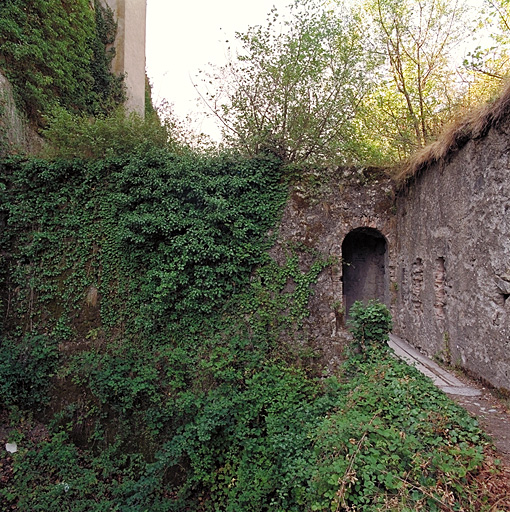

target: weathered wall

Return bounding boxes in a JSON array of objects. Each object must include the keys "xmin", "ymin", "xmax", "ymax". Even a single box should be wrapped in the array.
[
  {"xmin": 0, "ymin": 71, "xmax": 43, "ymax": 156},
  {"xmin": 271, "ymin": 170, "xmax": 396, "ymax": 370},
  {"xmin": 393, "ymin": 118, "xmax": 510, "ymax": 391},
  {"xmin": 276, "ymin": 115, "xmax": 510, "ymax": 391},
  {"xmin": 102, "ymin": 0, "xmax": 146, "ymax": 116}
]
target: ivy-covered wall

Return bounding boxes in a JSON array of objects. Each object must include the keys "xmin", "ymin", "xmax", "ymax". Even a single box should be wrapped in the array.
[
  {"xmin": 0, "ymin": 151, "xmax": 287, "ymax": 340},
  {"xmin": 0, "ymin": 0, "xmax": 124, "ymax": 127}
]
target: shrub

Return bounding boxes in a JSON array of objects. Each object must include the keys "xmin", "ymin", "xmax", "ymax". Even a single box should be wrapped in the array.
[
  {"xmin": 41, "ymin": 107, "xmax": 170, "ymax": 159},
  {"xmin": 348, "ymin": 299, "xmax": 392, "ymax": 351}
]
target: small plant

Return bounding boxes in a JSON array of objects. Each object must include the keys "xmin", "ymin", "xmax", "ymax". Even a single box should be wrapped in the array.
[
  {"xmin": 348, "ymin": 299, "xmax": 392, "ymax": 352},
  {"xmin": 434, "ymin": 331, "xmax": 452, "ymax": 365},
  {"xmin": 331, "ymin": 299, "xmax": 344, "ymax": 315}
]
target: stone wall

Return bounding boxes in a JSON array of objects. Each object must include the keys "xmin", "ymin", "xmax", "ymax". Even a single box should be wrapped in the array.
[
  {"xmin": 392, "ymin": 116, "xmax": 510, "ymax": 391},
  {"xmin": 275, "ymin": 116, "xmax": 510, "ymax": 391},
  {"xmin": 102, "ymin": 0, "xmax": 146, "ymax": 116},
  {"xmin": 0, "ymin": 71, "xmax": 43, "ymax": 156},
  {"xmin": 271, "ymin": 169, "xmax": 396, "ymax": 370}
]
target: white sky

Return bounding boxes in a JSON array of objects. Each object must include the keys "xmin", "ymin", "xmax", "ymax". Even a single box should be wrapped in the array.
[{"xmin": 145, "ymin": 0, "xmax": 292, "ymax": 139}]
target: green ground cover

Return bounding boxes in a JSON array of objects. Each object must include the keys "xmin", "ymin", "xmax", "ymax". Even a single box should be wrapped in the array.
[{"xmin": 0, "ymin": 149, "xmax": 493, "ymax": 510}]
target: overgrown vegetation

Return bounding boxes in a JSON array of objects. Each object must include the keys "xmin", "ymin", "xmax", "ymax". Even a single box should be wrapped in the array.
[
  {"xmin": 40, "ymin": 107, "xmax": 172, "ymax": 160},
  {"xmin": 0, "ymin": 0, "xmax": 124, "ymax": 126},
  {"xmin": 0, "ymin": 334, "xmax": 58, "ymax": 410},
  {"xmin": 0, "ymin": 341, "xmax": 492, "ymax": 510},
  {"xmin": 0, "ymin": 149, "xmax": 286, "ymax": 334},
  {"xmin": 0, "ymin": 149, "xmax": 502, "ymax": 510},
  {"xmin": 0, "ymin": 0, "xmax": 508, "ymax": 508}
]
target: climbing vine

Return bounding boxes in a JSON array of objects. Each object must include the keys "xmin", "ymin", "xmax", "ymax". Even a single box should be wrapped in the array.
[
  {"xmin": 0, "ymin": 146, "xmax": 492, "ymax": 510},
  {"xmin": 0, "ymin": 149, "xmax": 287, "ymax": 338},
  {"xmin": 0, "ymin": 0, "xmax": 124, "ymax": 126}
]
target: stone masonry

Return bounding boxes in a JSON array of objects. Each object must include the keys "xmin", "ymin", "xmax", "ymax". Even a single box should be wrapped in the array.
[
  {"xmin": 275, "ymin": 115, "xmax": 510, "ymax": 392},
  {"xmin": 270, "ymin": 169, "xmax": 396, "ymax": 370},
  {"xmin": 393, "ymin": 116, "xmax": 510, "ymax": 391}
]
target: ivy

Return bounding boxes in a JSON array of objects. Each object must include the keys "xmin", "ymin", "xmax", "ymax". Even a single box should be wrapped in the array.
[
  {"xmin": 0, "ymin": 0, "xmax": 124, "ymax": 126},
  {"xmin": 0, "ymin": 147, "xmax": 490, "ymax": 511},
  {"xmin": 0, "ymin": 150, "xmax": 288, "ymax": 340},
  {"xmin": 0, "ymin": 334, "xmax": 58, "ymax": 409},
  {"xmin": 348, "ymin": 299, "xmax": 393, "ymax": 353}
]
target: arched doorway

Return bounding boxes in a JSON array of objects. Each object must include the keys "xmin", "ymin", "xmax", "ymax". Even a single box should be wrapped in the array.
[{"xmin": 342, "ymin": 228, "xmax": 388, "ymax": 316}]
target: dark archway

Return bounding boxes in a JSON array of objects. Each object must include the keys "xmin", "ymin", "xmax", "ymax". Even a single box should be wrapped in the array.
[{"xmin": 342, "ymin": 228, "xmax": 388, "ymax": 316}]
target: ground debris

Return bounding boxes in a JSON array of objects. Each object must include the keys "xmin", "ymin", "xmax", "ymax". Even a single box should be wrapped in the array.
[{"xmin": 469, "ymin": 448, "xmax": 510, "ymax": 511}]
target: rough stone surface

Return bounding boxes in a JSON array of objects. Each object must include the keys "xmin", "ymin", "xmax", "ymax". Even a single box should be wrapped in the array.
[
  {"xmin": 0, "ymin": 71, "xmax": 43, "ymax": 156},
  {"xmin": 274, "ymin": 120, "xmax": 510, "ymax": 392},
  {"xmin": 271, "ymin": 169, "xmax": 395, "ymax": 370},
  {"xmin": 393, "ymin": 118, "xmax": 510, "ymax": 392}
]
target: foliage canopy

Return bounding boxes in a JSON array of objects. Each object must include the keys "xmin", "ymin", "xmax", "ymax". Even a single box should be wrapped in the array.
[
  {"xmin": 197, "ymin": 0, "xmax": 510, "ymax": 167},
  {"xmin": 200, "ymin": 0, "xmax": 379, "ymax": 168},
  {"xmin": 348, "ymin": 0, "xmax": 469, "ymax": 160}
]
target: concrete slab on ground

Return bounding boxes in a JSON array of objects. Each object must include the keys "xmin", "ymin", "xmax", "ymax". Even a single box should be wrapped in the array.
[
  {"xmin": 388, "ymin": 334, "xmax": 510, "ymax": 463},
  {"xmin": 388, "ymin": 334, "xmax": 481, "ymax": 397}
]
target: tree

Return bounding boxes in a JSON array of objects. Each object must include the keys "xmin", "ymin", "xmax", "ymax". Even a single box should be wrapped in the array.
[
  {"xmin": 197, "ymin": 0, "xmax": 378, "ymax": 168},
  {"xmin": 461, "ymin": 0, "xmax": 510, "ymax": 104},
  {"xmin": 358, "ymin": 0, "xmax": 470, "ymax": 155}
]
